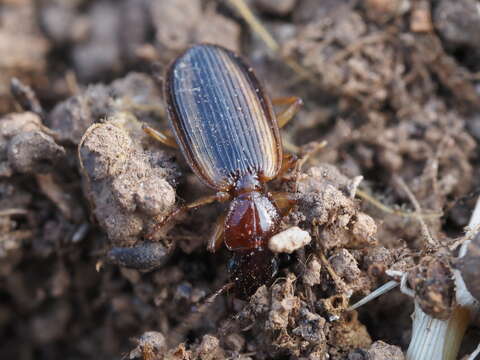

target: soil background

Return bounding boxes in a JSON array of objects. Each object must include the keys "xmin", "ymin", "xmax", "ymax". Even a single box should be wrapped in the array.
[{"xmin": 1, "ymin": 0, "xmax": 480, "ymax": 359}]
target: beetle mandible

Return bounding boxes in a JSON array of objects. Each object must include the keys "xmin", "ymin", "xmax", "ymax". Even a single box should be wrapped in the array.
[{"xmin": 144, "ymin": 43, "xmax": 302, "ymax": 298}]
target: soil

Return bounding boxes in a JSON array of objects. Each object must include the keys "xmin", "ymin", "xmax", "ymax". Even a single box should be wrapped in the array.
[{"xmin": 1, "ymin": 0, "xmax": 480, "ymax": 359}]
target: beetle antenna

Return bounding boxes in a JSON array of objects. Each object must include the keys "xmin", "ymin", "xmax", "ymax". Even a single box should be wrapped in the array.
[{"xmin": 168, "ymin": 282, "xmax": 234, "ymax": 346}]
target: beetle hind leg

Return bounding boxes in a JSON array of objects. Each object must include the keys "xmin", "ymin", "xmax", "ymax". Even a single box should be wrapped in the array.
[
  {"xmin": 273, "ymin": 96, "xmax": 303, "ymax": 128},
  {"xmin": 142, "ymin": 124, "xmax": 178, "ymax": 148}
]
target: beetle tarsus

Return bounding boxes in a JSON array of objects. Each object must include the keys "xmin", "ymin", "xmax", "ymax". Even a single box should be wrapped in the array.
[{"xmin": 272, "ymin": 96, "xmax": 303, "ymax": 128}]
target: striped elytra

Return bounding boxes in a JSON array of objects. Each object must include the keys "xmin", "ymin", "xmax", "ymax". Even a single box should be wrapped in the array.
[{"xmin": 165, "ymin": 44, "xmax": 282, "ymax": 191}]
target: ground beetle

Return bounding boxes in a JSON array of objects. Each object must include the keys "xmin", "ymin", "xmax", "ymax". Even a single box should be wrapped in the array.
[{"xmin": 144, "ymin": 43, "xmax": 302, "ymax": 298}]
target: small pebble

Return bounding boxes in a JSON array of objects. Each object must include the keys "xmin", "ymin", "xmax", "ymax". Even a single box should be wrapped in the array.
[{"xmin": 268, "ymin": 226, "xmax": 311, "ymax": 254}]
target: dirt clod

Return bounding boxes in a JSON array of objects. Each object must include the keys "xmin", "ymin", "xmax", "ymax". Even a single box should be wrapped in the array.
[
  {"xmin": 408, "ymin": 256, "xmax": 455, "ymax": 319},
  {"xmin": 366, "ymin": 341, "xmax": 405, "ymax": 360},
  {"xmin": 302, "ymin": 256, "xmax": 322, "ymax": 287},
  {"xmin": 0, "ymin": 112, "xmax": 65, "ymax": 177},
  {"xmin": 9, "ymin": 131, "xmax": 65, "ymax": 174},
  {"xmin": 267, "ymin": 274, "xmax": 300, "ymax": 330},
  {"xmin": 194, "ymin": 335, "xmax": 224, "ymax": 360},
  {"xmin": 329, "ymin": 249, "xmax": 362, "ymax": 285},
  {"xmin": 433, "ymin": 0, "xmax": 480, "ymax": 52},
  {"xmin": 328, "ymin": 311, "xmax": 372, "ymax": 352},
  {"xmin": 295, "ymin": 164, "xmax": 377, "ymax": 250},
  {"xmin": 79, "ymin": 115, "xmax": 178, "ymax": 248},
  {"xmin": 129, "ymin": 331, "xmax": 167, "ymax": 360}
]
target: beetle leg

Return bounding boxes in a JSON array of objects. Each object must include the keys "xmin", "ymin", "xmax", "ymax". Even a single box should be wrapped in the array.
[
  {"xmin": 296, "ymin": 141, "xmax": 328, "ymax": 171},
  {"xmin": 273, "ymin": 96, "xmax": 303, "ymax": 128},
  {"xmin": 277, "ymin": 141, "xmax": 328, "ymax": 191},
  {"xmin": 278, "ymin": 152, "xmax": 298, "ymax": 178},
  {"xmin": 142, "ymin": 124, "xmax": 178, "ymax": 148},
  {"xmin": 271, "ymin": 191, "xmax": 297, "ymax": 216},
  {"xmin": 286, "ymin": 141, "xmax": 328, "ymax": 191},
  {"xmin": 207, "ymin": 214, "xmax": 226, "ymax": 253},
  {"xmin": 146, "ymin": 193, "xmax": 228, "ymax": 240}
]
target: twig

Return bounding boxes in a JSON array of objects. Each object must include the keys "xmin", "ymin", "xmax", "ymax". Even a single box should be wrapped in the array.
[
  {"xmin": 313, "ymin": 225, "xmax": 347, "ymax": 294},
  {"xmin": 226, "ymin": 0, "xmax": 317, "ymax": 82},
  {"xmin": 329, "ymin": 32, "xmax": 390, "ymax": 64},
  {"xmin": 36, "ymin": 174, "xmax": 75, "ymax": 221},
  {"xmin": 0, "ymin": 208, "xmax": 29, "ymax": 217},
  {"xmin": 78, "ymin": 123, "xmax": 104, "ymax": 177},
  {"xmin": 347, "ymin": 280, "xmax": 399, "ymax": 311},
  {"xmin": 393, "ymin": 175, "xmax": 439, "ymax": 248},
  {"xmin": 10, "ymin": 77, "xmax": 45, "ymax": 119},
  {"xmin": 355, "ymin": 189, "xmax": 442, "ymax": 220},
  {"xmin": 227, "ymin": 0, "xmax": 278, "ymax": 52}
]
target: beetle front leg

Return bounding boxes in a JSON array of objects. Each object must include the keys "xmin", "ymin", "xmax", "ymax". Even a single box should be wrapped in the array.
[
  {"xmin": 273, "ymin": 96, "xmax": 303, "ymax": 128},
  {"xmin": 146, "ymin": 193, "xmax": 230, "ymax": 241},
  {"xmin": 277, "ymin": 141, "xmax": 327, "ymax": 190},
  {"xmin": 142, "ymin": 124, "xmax": 178, "ymax": 148}
]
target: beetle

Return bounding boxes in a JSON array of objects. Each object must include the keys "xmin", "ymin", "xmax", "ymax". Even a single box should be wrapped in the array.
[{"xmin": 143, "ymin": 43, "xmax": 302, "ymax": 298}]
